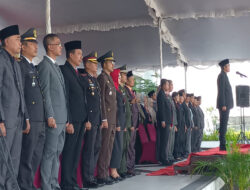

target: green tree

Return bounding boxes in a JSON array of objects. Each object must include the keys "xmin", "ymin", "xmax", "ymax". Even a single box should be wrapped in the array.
[{"xmin": 133, "ymin": 75, "xmax": 158, "ymax": 94}]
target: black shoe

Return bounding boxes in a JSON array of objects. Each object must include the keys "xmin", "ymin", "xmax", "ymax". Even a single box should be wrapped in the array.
[
  {"xmin": 117, "ymin": 176, "xmax": 124, "ymax": 181},
  {"xmin": 119, "ymin": 173, "xmax": 127, "ymax": 179},
  {"xmin": 84, "ymin": 180, "xmax": 99, "ymax": 189},
  {"xmin": 125, "ymin": 172, "xmax": 133, "ymax": 178},
  {"xmin": 127, "ymin": 170, "xmax": 135, "ymax": 176},
  {"xmin": 96, "ymin": 178, "xmax": 105, "ymax": 187},
  {"xmin": 133, "ymin": 171, "xmax": 141, "ymax": 176},
  {"xmin": 110, "ymin": 176, "xmax": 120, "ymax": 183},
  {"xmin": 76, "ymin": 187, "xmax": 89, "ymax": 190},
  {"xmin": 162, "ymin": 160, "xmax": 173, "ymax": 166},
  {"xmin": 97, "ymin": 177, "xmax": 115, "ymax": 185},
  {"xmin": 220, "ymin": 147, "xmax": 226, "ymax": 151}
]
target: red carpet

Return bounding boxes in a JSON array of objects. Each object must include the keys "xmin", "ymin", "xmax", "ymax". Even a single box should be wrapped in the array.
[{"xmin": 147, "ymin": 144, "xmax": 250, "ymax": 176}]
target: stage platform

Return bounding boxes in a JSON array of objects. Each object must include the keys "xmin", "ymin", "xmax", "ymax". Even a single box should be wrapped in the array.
[{"xmin": 95, "ymin": 165, "xmax": 224, "ymax": 190}]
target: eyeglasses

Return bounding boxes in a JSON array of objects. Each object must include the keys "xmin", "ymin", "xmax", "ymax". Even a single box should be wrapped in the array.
[{"xmin": 49, "ymin": 43, "xmax": 62, "ymax": 47}]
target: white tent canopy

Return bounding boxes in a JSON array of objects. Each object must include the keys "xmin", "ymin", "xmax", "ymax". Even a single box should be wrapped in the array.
[{"xmin": 1, "ymin": 0, "xmax": 250, "ymax": 67}]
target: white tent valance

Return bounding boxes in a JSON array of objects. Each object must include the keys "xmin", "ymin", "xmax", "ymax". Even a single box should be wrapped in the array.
[
  {"xmin": 2, "ymin": 0, "xmax": 250, "ymax": 67},
  {"xmin": 38, "ymin": 18, "xmax": 155, "ymax": 35}
]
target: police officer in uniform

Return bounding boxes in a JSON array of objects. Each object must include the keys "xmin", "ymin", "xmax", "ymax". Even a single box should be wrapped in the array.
[
  {"xmin": 79, "ymin": 52, "xmax": 102, "ymax": 189},
  {"xmin": 96, "ymin": 51, "xmax": 117, "ymax": 185},
  {"xmin": 117, "ymin": 65, "xmax": 132, "ymax": 179},
  {"xmin": 125, "ymin": 71, "xmax": 140, "ymax": 174},
  {"xmin": 0, "ymin": 25, "xmax": 29, "ymax": 190},
  {"xmin": 17, "ymin": 28, "xmax": 46, "ymax": 190}
]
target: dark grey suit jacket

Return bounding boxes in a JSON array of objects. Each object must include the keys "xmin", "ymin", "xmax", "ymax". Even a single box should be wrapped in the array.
[
  {"xmin": 0, "ymin": 48, "xmax": 27, "ymax": 128},
  {"xmin": 19, "ymin": 56, "xmax": 45, "ymax": 122},
  {"xmin": 37, "ymin": 56, "xmax": 67, "ymax": 124},
  {"xmin": 216, "ymin": 71, "xmax": 234, "ymax": 110},
  {"xmin": 157, "ymin": 89, "xmax": 173, "ymax": 126}
]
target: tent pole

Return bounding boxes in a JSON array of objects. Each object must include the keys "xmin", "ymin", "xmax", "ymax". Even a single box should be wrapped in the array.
[
  {"xmin": 184, "ymin": 62, "xmax": 188, "ymax": 91},
  {"xmin": 158, "ymin": 18, "xmax": 163, "ymax": 79},
  {"xmin": 46, "ymin": 0, "xmax": 52, "ymax": 34}
]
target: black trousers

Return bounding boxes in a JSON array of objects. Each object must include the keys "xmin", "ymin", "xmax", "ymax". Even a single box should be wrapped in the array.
[
  {"xmin": 159, "ymin": 125, "xmax": 170, "ymax": 163},
  {"xmin": 155, "ymin": 124, "xmax": 161, "ymax": 161},
  {"xmin": 0, "ymin": 111, "xmax": 23, "ymax": 190},
  {"xmin": 82, "ymin": 125, "xmax": 101, "ymax": 182},
  {"xmin": 61, "ymin": 121, "xmax": 85, "ymax": 188},
  {"xmin": 191, "ymin": 128, "xmax": 199, "ymax": 152},
  {"xmin": 219, "ymin": 109, "xmax": 230, "ymax": 150},
  {"xmin": 18, "ymin": 121, "xmax": 45, "ymax": 190},
  {"xmin": 173, "ymin": 128, "xmax": 185, "ymax": 158},
  {"xmin": 197, "ymin": 127, "xmax": 204, "ymax": 152},
  {"xmin": 110, "ymin": 130, "xmax": 124, "ymax": 168}
]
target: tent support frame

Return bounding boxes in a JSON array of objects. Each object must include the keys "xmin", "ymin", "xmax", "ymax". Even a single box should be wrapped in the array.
[{"xmin": 46, "ymin": 0, "xmax": 52, "ymax": 34}]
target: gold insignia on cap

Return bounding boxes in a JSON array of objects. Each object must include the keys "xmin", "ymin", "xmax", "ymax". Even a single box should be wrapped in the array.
[
  {"xmin": 94, "ymin": 52, "xmax": 97, "ymax": 57},
  {"xmin": 33, "ymin": 29, "xmax": 37, "ymax": 38},
  {"xmin": 111, "ymin": 52, "xmax": 114, "ymax": 57}
]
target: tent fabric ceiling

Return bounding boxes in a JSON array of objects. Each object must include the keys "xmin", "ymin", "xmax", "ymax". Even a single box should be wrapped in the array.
[
  {"xmin": 0, "ymin": 0, "xmax": 152, "ymax": 30},
  {"xmin": 147, "ymin": 0, "xmax": 250, "ymax": 19},
  {"xmin": 35, "ymin": 26, "xmax": 178, "ymax": 69},
  {"xmin": 1, "ymin": 0, "xmax": 250, "ymax": 67},
  {"xmin": 146, "ymin": 0, "xmax": 250, "ymax": 65},
  {"xmin": 165, "ymin": 16, "xmax": 250, "ymax": 65}
]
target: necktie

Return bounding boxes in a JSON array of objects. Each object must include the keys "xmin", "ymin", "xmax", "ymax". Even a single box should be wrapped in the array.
[
  {"xmin": 30, "ymin": 63, "xmax": 35, "ymax": 71},
  {"xmin": 55, "ymin": 63, "xmax": 63, "ymax": 81}
]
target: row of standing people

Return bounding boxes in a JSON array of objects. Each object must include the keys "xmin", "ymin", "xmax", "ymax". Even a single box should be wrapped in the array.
[
  {"xmin": 0, "ymin": 25, "xmax": 141, "ymax": 190},
  {"xmin": 156, "ymin": 79, "xmax": 205, "ymax": 166}
]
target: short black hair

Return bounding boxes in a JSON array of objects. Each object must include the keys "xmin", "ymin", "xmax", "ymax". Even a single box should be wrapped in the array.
[
  {"xmin": 66, "ymin": 49, "xmax": 75, "ymax": 59},
  {"xmin": 172, "ymin": 91, "xmax": 178, "ymax": 98},
  {"xmin": 1, "ymin": 39, "xmax": 6, "ymax": 47},
  {"xmin": 100, "ymin": 61, "xmax": 105, "ymax": 68},
  {"xmin": 43, "ymin": 33, "xmax": 59, "ymax": 53},
  {"xmin": 167, "ymin": 80, "xmax": 173, "ymax": 84},
  {"xmin": 160, "ymin": 79, "xmax": 168, "ymax": 88}
]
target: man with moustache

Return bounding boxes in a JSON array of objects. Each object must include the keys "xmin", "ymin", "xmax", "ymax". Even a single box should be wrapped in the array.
[
  {"xmin": 60, "ymin": 41, "xmax": 88, "ymax": 190},
  {"xmin": 79, "ymin": 52, "xmax": 102, "ymax": 188},
  {"xmin": 0, "ymin": 25, "xmax": 29, "ymax": 190},
  {"xmin": 96, "ymin": 51, "xmax": 117, "ymax": 185},
  {"xmin": 17, "ymin": 28, "xmax": 46, "ymax": 190},
  {"xmin": 37, "ymin": 34, "xmax": 68, "ymax": 190}
]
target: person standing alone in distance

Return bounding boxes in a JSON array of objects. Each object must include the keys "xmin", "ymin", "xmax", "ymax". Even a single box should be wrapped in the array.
[{"xmin": 216, "ymin": 59, "xmax": 233, "ymax": 151}]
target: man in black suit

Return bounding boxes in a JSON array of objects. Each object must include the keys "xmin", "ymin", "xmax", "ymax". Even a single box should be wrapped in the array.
[
  {"xmin": 79, "ymin": 52, "xmax": 102, "ymax": 189},
  {"xmin": 157, "ymin": 79, "xmax": 173, "ymax": 165},
  {"xmin": 17, "ymin": 28, "xmax": 46, "ymax": 190},
  {"xmin": 182, "ymin": 94, "xmax": 193, "ymax": 157},
  {"xmin": 60, "ymin": 41, "xmax": 88, "ymax": 190},
  {"xmin": 196, "ymin": 96, "xmax": 204, "ymax": 152},
  {"xmin": 0, "ymin": 25, "xmax": 29, "ymax": 190},
  {"xmin": 216, "ymin": 59, "xmax": 233, "ymax": 151}
]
